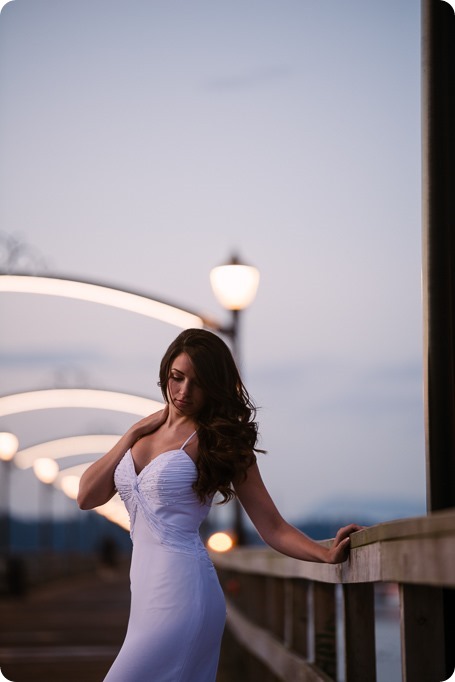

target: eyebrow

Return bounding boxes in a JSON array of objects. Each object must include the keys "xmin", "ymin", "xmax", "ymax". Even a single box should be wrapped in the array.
[{"xmin": 170, "ymin": 366, "xmax": 199, "ymax": 382}]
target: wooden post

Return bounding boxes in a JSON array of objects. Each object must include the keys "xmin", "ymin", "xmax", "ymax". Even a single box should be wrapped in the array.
[
  {"xmin": 400, "ymin": 584, "xmax": 445, "ymax": 682},
  {"xmin": 313, "ymin": 582, "xmax": 337, "ymax": 680},
  {"xmin": 421, "ymin": 1, "xmax": 455, "ymax": 676},
  {"xmin": 266, "ymin": 576, "xmax": 285, "ymax": 640},
  {"xmin": 251, "ymin": 573, "xmax": 264, "ymax": 624},
  {"xmin": 343, "ymin": 583, "xmax": 376, "ymax": 682},
  {"xmin": 289, "ymin": 579, "xmax": 309, "ymax": 658}
]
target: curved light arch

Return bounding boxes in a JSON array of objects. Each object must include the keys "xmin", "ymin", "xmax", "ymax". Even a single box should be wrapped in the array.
[
  {"xmin": 0, "ymin": 388, "xmax": 163, "ymax": 418},
  {"xmin": 0, "ymin": 274, "xmax": 207, "ymax": 329},
  {"xmin": 14, "ymin": 434, "xmax": 122, "ymax": 469}
]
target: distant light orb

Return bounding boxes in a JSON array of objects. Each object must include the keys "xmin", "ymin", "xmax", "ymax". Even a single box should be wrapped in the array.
[
  {"xmin": 33, "ymin": 457, "xmax": 59, "ymax": 484},
  {"xmin": 207, "ymin": 532, "xmax": 234, "ymax": 553},
  {"xmin": 59, "ymin": 474, "xmax": 81, "ymax": 500},
  {"xmin": 0, "ymin": 432, "xmax": 19, "ymax": 461}
]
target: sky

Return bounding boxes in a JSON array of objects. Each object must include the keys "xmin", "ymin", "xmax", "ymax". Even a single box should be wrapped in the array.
[{"xmin": 0, "ymin": 0, "xmax": 426, "ymax": 526}]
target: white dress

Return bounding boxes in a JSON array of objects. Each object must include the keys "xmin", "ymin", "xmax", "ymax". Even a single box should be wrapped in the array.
[{"xmin": 104, "ymin": 433, "xmax": 226, "ymax": 682}]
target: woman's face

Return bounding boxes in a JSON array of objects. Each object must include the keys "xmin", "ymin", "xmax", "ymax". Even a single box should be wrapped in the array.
[{"xmin": 167, "ymin": 352, "xmax": 205, "ymax": 418}]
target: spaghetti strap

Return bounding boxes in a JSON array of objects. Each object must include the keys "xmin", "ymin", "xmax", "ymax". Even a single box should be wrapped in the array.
[{"xmin": 181, "ymin": 430, "xmax": 197, "ymax": 451}]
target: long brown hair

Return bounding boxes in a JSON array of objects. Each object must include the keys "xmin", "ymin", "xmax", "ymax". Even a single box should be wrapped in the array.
[{"xmin": 159, "ymin": 328, "xmax": 263, "ymax": 503}]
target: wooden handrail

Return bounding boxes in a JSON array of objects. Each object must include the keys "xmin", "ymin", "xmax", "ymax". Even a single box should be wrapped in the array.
[
  {"xmin": 212, "ymin": 510, "xmax": 455, "ymax": 681},
  {"xmin": 212, "ymin": 508, "xmax": 455, "ymax": 586}
]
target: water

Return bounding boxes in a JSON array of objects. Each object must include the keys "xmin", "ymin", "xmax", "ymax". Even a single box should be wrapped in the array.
[{"xmin": 374, "ymin": 584, "xmax": 402, "ymax": 682}]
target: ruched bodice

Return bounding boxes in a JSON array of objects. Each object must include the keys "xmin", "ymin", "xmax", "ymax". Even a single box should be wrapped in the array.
[
  {"xmin": 114, "ymin": 447, "xmax": 212, "ymax": 553},
  {"xmin": 104, "ymin": 436, "xmax": 226, "ymax": 682}
]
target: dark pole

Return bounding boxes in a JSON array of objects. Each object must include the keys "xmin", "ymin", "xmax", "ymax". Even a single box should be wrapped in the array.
[
  {"xmin": 421, "ymin": 0, "xmax": 455, "ymax": 676},
  {"xmin": 39, "ymin": 482, "xmax": 54, "ymax": 552},
  {"xmin": 422, "ymin": 0, "xmax": 455, "ymax": 513},
  {"xmin": 0, "ymin": 459, "xmax": 11, "ymax": 554},
  {"xmin": 229, "ymin": 309, "xmax": 248, "ymax": 546}
]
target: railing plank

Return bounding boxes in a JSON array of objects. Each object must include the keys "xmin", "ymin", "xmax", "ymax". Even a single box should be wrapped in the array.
[
  {"xmin": 211, "ymin": 509, "xmax": 455, "ymax": 586},
  {"xmin": 400, "ymin": 584, "xmax": 445, "ymax": 682},
  {"xmin": 343, "ymin": 583, "xmax": 376, "ymax": 682},
  {"xmin": 380, "ymin": 536, "xmax": 455, "ymax": 585},
  {"xmin": 350, "ymin": 508, "xmax": 455, "ymax": 545}
]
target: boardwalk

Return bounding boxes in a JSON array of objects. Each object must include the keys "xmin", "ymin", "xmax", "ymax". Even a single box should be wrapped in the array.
[
  {"xmin": 0, "ymin": 561, "xmax": 131, "ymax": 682},
  {"xmin": 0, "ymin": 558, "xmax": 234, "ymax": 682}
]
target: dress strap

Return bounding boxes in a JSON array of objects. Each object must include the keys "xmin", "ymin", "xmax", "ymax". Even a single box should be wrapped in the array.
[{"xmin": 181, "ymin": 430, "xmax": 197, "ymax": 451}]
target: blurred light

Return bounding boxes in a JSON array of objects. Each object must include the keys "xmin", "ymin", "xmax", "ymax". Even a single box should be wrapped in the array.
[
  {"xmin": 210, "ymin": 258, "xmax": 260, "ymax": 311},
  {"xmin": 0, "ymin": 389, "xmax": 163, "ymax": 418},
  {"xmin": 15, "ymin": 434, "xmax": 123, "ymax": 469},
  {"xmin": 97, "ymin": 496, "xmax": 131, "ymax": 531},
  {"xmin": 0, "ymin": 275, "xmax": 204, "ymax": 329},
  {"xmin": 207, "ymin": 531, "xmax": 234, "ymax": 552},
  {"xmin": 33, "ymin": 457, "xmax": 59, "ymax": 484},
  {"xmin": 0, "ymin": 432, "xmax": 19, "ymax": 461},
  {"xmin": 59, "ymin": 474, "xmax": 80, "ymax": 500},
  {"xmin": 55, "ymin": 464, "xmax": 131, "ymax": 531},
  {"xmin": 54, "ymin": 463, "xmax": 90, "ymax": 485}
]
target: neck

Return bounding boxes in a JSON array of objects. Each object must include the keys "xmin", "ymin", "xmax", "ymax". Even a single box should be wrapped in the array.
[{"xmin": 166, "ymin": 406, "xmax": 196, "ymax": 430}]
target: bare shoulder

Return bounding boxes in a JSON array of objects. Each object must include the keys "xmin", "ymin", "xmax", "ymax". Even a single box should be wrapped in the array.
[{"xmin": 183, "ymin": 431, "xmax": 199, "ymax": 463}]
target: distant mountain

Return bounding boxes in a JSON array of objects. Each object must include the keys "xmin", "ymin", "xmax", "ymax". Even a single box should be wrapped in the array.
[{"xmin": 296, "ymin": 495, "xmax": 426, "ymax": 527}]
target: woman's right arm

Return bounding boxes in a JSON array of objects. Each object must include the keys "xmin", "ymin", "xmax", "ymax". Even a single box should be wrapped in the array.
[{"xmin": 77, "ymin": 406, "xmax": 168, "ymax": 510}]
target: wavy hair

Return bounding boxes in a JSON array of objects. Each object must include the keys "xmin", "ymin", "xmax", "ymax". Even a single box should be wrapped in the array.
[{"xmin": 159, "ymin": 328, "xmax": 263, "ymax": 503}]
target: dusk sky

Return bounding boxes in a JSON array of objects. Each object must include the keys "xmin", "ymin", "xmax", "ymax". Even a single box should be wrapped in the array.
[{"xmin": 0, "ymin": 0, "xmax": 425, "ymax": 526}]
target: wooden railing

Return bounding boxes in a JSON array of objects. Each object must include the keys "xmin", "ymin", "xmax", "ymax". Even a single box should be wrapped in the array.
[{"xmin": 212, "ymin": 509, "xmax": 455, "ymax": 682}]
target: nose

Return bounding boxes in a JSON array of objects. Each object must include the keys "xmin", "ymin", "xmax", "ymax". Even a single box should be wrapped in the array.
[{"xmin": 178, "ymin": 379, "xmax": 190, "ymax": 397}]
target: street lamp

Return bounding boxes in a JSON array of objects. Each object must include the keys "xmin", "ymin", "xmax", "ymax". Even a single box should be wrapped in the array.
[
  {"xmin": 0, "ymin": 432, "xmax": 19, "ymax": 553},
  {"xmin": 210, "ymin": 254, "xmax": 260, "ymax": 545},
  {"xmin": 210, "ymin": 254, "xmax": 260, "ymax": 363}
]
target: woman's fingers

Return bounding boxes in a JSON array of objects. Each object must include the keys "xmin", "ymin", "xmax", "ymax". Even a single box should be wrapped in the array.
[{"xmin": 329, "ymin": 524, "xmax": 365, "ymax": 563}]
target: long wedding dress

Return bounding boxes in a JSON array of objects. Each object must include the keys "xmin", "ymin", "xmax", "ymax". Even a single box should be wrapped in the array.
[{"xmin": 103, "ymin": 433, "xmax": 226, "ymax": 681}]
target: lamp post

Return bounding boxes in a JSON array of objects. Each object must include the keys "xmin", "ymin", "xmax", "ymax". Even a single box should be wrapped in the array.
[
  {"xmin": 210, "ymin": 254, "xmax": 260, "ymax": 545},
  {"xmin": 0, "ymin": 432, "xmax": 19, "ymax": 554}
]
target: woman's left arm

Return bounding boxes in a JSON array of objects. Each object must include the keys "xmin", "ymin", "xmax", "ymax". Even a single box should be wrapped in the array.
[{"xmin": 234, "ymin": 463, "xmax": 361, "ymax": 564}]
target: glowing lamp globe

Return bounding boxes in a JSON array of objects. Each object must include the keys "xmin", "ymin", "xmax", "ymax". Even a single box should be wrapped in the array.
[{"xmin": 210, "ymin": 257, "xmax": 260, "ymax": 311}]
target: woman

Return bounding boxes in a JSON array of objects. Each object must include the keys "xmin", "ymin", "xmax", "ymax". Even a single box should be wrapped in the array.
[{"xmin": 78, "ymin": 329, "xmax": 360, "ymax": 682}]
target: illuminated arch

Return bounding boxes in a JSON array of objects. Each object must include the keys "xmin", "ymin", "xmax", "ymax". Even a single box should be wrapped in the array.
[
  {"xmin": 0, "ymin": 388, "xmax": 163, "ymax": 418},
  {"xmin": 14, "ymin": 434, "xmax": 122, "ymax": 469},
  {"xmin": 13, "ymin": 440, "xmax": 132, "ymax": 531},
  {"xmin": 0, "ymin": 274, "xmax": 207, "ymax": 329},
  {"xmin": 0, "ymin": 273, "xmax": 220, "ymax": 534}
]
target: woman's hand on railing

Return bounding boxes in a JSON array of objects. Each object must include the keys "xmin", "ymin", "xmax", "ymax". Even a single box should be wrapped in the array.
[{"xmin": 327, "ymin": 524, "xmax": 364, "ymax": 564}]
